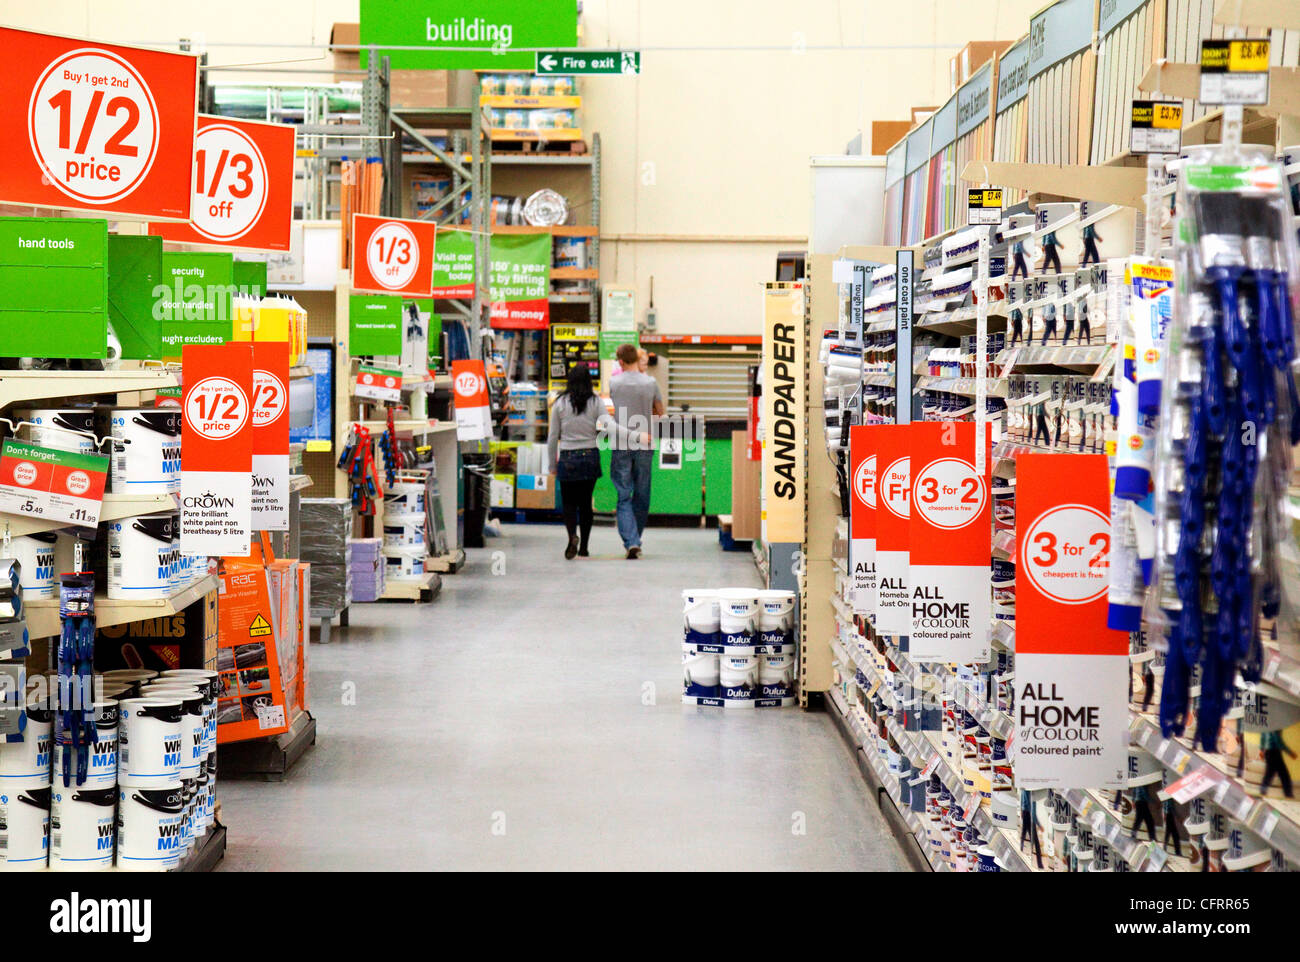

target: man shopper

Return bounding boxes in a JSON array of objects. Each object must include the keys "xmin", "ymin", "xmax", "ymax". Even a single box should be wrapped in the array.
[{"xmin": 609, "ymin": 343, "xmax": 664, "ymax": 559}]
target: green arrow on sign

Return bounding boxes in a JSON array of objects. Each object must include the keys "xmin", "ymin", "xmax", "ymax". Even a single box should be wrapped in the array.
[{"xmin": 535, "ymin": 50, "xmax": 640, "ymax": 75}]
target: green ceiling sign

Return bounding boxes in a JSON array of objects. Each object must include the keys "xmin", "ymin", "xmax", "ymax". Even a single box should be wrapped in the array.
[{"xmin": 359, "ymin": 0, "xmax": 578, "ymax": 70}]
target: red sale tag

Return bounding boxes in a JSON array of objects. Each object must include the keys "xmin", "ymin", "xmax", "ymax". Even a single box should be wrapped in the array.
[
  {"xmin": 251, "ymin": 341, "xmax": 290, "ymax": 530},
  {"xmin": 352, "ymin": 213, "xmax": 437, "ymax": 297},
  {"xmin": 0, "ymin": 440, "xmax": 107, "ymax": 528},
  {"xmin": 451, "ymin": 359, "xmax": 492, "ymax": 441},
  {"xmin": 849, "ymin": 426, "xmax": 879, "ymax": 617},
  {"xmin": 149, "ymin": 115, "xmax": 295, "ymax": 252},
  {"xmin": 873, "ymin": 425, "xmax": 912, "ymax": 635},
  {"xmin": 181, "ymin": 343, "xmax": 253, "ymax": 555},
  {"xmin": 0, "ymin": 27, "xmax": 198, "ymax": 220},
  {"xmin": 354, "ymin": 365, "xmax": 403, "ymax": 404}
]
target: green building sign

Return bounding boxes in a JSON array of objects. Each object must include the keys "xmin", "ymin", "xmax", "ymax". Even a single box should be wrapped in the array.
[{"xmin": 360, "ymin": 0, "xmax": 578, "ymax": 70}]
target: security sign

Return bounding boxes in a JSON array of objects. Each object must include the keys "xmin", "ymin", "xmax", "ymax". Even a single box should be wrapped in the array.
[
  {"xmin": 149, "ymin": 115, "xmax": 295, "ymax": 252},
  {"xmin": 352, "ymin": 214, "xmax": 437, "ymax": 297},
  {"xmin": 1, "ymin": 27, "xmax": 198, "ymax": 220}
]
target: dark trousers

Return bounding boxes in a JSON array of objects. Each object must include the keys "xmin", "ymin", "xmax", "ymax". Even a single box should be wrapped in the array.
[
  {"xmin": 1263, "ymin": 748, "xmax": 1294, "ymax": 797},
  {"xmin": 1133, "ymin": 799, "xmax": 1156, "ymax": 841},
  {"xmin": 1082, "ymin": 237, "xmax": 1100, "ymax": 265},
  {"xmin": 560, "ymin": 479, "xmax": 597, "ymax": 551},
  {"xmin": 1011, "ymin": 252, "xmax": 1029, "ymax": 278},
  {"xmin": 1043, "ymin": 245, "xmax": 1061, "ymax": 274},
  {"xmin": 1034, "ymin": 413, "xmax": 1051, "ymax": 446}
]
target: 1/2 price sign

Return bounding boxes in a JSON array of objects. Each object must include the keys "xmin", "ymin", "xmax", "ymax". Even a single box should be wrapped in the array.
[
  {"xmin": 180, "ymin": 343, "xmax": 253, "ymax": 556},
  {"xmin": 0, "ymin": 440, "xmax": 108, "ymax": 529},
  {"xmin": 149, "ymin": 115, "xmax": 294, "ymax": 252},
  {"xmin": 251, "ymin": 341, "xmax": 290, "ymax": 530},
  {"xmin": 0, "ymin": 27, "xmax": 198, "ymax": 220},
  {"xmin": 352, "ymin": 214, "xmax": 437, "ymax": 297}
]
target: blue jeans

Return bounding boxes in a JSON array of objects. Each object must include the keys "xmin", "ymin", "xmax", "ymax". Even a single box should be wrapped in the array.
[{"xmin": 610, "ymin": 449, "xmax": 653, "ymax": 548}]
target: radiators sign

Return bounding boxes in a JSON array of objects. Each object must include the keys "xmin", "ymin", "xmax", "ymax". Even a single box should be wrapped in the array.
[
  {"xmin": 849, "ymin": 425, "xmax": 877, "ymax": 616},
  {"xmin": 760, "ymin": 282, "xmax": 805, "ymax": 544},
  {"xmin": 908, "ymin": 422, "xmax": 991, "ymax": 663},
  {"xmin": 0, "ymin": 27, "xmax": 198, "ymax": 220},
  {"xmin": 1015, "ymin": 454, "xmax": 1128, "ymax": 789},
  {"xmin": 181, "ymin": 343, "xmax": 254, "ymax": 556},
  {"xmin": 149, "ymin": 115, "xmax": 295, "ymax": 252}
]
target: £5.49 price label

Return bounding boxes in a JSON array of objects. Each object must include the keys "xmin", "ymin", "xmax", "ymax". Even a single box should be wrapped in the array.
[
  {"xmin": 912, "ymin": 457, "xmax": 986, "ymax": 530},
  {"xmin": 0, "ymin": 439, "xmax": 108, "ymax": 528},
  {"xmin": 1022, "ymin": 503, "xmax": 1110, "ymax": 605},
  {"xmin": 185, "ymin": 377, "xmax": 250, "ymax": 441},
  {"xmin": 351, "ymin": 214, "xmax": 437, "ymax": 297},
  {"xmin": 2, "ymin": 27, "xmax": 198, "ymax": 219}
]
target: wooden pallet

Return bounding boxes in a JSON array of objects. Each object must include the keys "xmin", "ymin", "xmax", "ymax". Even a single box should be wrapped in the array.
[
  {"xmin": 426, "ymin": 549, "xmax": 466, "ymax": 574},
  {"xmin": 217, "ymin": 711, "xmax": 317, "ymax": 782}
]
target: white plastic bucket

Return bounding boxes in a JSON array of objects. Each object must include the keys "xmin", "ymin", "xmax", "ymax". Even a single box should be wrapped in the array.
[
  {"xmin": 0, "ymin": 785, "xmax": 50, "ymax": 870},
  {"xmin": 0, "ymin": 700, "xmax": 53, "ymax": 787},
  {"xmin": 382, "ymin": 512, "xmax": 427, "ymax": 549},
  {"xmin": 757, "ymin": 652, "xmax": 796, "ymax": 707},
  {"xmin": 116, "ymin": 783, "xmax": 185, "ymax": 871},
  {"xmin": 110, "ymin": 408, "xmax": 182, "ymax": 494},
  {"xmin": 757, "ymin": 589, "xmax": 796, "ymax": 632},
  {"xmin": 9, "ymin": 534, "xmax": 56, "ymax": 599},
  {"xmin": 100, "ymin": 670, "xmax": 158, "ymax": 701},
  {"xmin": 682, "ymin": 646, "xmax": 721, "ymax": 706},
  {"xmin": 681, "ymin": 589, "xmax": 720, "ymax": 632},
  {"xmin": 49, "ymin": 785, "xmax": 116, "ymax": 871},
  {"xmin": 719, "ymin": 653, "xmax": 758, "ymax": 709},
  {"xmin": 107, "ymin": 514, "xmax": 176, "ymax": 600},
  {"xmin": 158, "ymin": 670, "xmax": 219, "ymax": 754},
  {"xmin": 117, "ymin": 697, "xmax": 183, "ymax": 786},
  {"xmin": 384, "ymin": 479, "xmax": 426, "ymax": 514},
  {"xmin": 15, "ymin": 408, "xmax": 97, "ymax": 456},
  {"xmin": 139, "ymin": 685, "xmax": 204, "ymax": 776},
  {"xmin": 384, "ymin": 548, "xmax": 425, "ymax": 581},
  {"xmin": 717, "ymin": 589, "xmax": 759, "ymax": 635}
]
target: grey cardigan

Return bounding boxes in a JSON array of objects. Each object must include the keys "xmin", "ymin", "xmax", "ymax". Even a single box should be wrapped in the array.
[{"xmin": 547, "ymin": 395, "xmax": 636, "ymax": 470}]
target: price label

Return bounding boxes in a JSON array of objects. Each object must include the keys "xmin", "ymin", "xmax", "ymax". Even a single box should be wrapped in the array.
[
  {"xmin": 968, "ymin": 188, "xmax": 1003, "ymax": 225},
  {"xmin": 912, "ymin": 457, "xmax": 987, "ymax": 530},
  {"xmin": 189, "ymin": 124, "xmax": 267, "ymax": 242},
  {"xmin": 922, "ymin": 753, "xmax": 941, "ymax": 777},
  {"xmin": 367, "ymin": 221, "xmax": 420, "ymax": 290},
  {"xmin": 1167, "ymin": 766, "xmax": 1220, "ymax": 804},
  {"xmin": 354, "ymin": 365, "xmax": 403, "ymax": 404},
  {"xmin": 184, "ymin": 376, "xmax": 250, "ymax": 441},
  {"xmin": 1260, "ymin": 810, "xmax": 1280, "ymax": 841},
  {"xmin": 1130, "ymin": 100, "xmax": 1183, "ymax": 154},
  {"xmin": 1021, "ymin": 503, "xmax": 1111, "ymax": 605},
  {"xmin": 0, "ymin": 439, "xmax": 108, "ymax": 529},
  {"xmin": 28, "ymin": 49, "xmax": 159, "ymax": 205},
  {"xmin": 1200, "ymin": 39, "xmax": 1271, "ymax": 105},
  {"xmin": 1145, "ymin": 843, "xmax": 1168, "ymax": 872}
]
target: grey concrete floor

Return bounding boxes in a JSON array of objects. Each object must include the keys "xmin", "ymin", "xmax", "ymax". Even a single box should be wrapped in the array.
[{"xmin": 217, "ymin": 522, "xmax": 909, "ymax": 871}]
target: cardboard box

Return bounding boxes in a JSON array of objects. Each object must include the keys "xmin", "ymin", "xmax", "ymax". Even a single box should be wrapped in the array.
[
  {"xmin": 95, "ymin": 590, "xmax": 219, "ymax": 673},
  {"xmin": 330, "ymin": 23, "xmax": 449, "ymax": 108},
  {"xmin": 872, "ymin": 121, "xmax": 912, "ymax": 155},
  {"xmin": 730, "ymin": 429, "xmax": 762, "ymax": 541},
  {"xmin": 949, "ymin": 41, "xmax": 1012, "ymax": 90},
  {"xmin": 515, "ymin": 474, "xmax": 555, "ymax": 510},
  {"xmin": 216, "ymin": 562, "xmax": 290, "ymax": 744}
]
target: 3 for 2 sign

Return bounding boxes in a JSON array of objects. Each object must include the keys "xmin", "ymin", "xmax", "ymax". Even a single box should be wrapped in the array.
[{"xmin": 1022, "ymin": 503, "xmax": 1110, "ymax": 604}]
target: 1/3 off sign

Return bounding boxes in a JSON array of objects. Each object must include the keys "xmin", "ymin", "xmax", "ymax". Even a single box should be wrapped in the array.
[
  {"xmin": 2, "ymin": 27, "xmax": 198, "ymax": 219},
  {"xmin": 912, "ymin": 458, "xmax": 986, "ymax": 529},
  {"xmin": 352, "ymin": 214, "xmax": 437, "ymax": 297},
  {"xmin": 1022, "ymin": 503, "xmax": 1110, "ymax": 604},
  {"xmin": 150, "ymin": 115, "xmax": 295, "ymax": 251},
  {"xmin": 185, "ymin": 376, "xmax": 250, "ymax": 441}
]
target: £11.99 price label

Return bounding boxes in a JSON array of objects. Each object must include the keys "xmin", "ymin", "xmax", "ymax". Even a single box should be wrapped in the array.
[{"xmin": 0, "ymin": 439, "xmax": 108, "ymax": 528}]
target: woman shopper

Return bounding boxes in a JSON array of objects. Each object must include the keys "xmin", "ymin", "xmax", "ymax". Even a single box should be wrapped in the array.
[{"xmin": 547, "ymin": 364, "xmax": 647, "ymax": 559}]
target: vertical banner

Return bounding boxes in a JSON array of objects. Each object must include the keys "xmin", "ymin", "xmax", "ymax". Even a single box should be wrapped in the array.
[
  {"xmin": 430, "ymin": 227, "xmax": 476, "ymax": 298},
  {"xmin": 908, "ymin": 422, "xmax": 992, "ymax": 663},
  {"xmin": 250, "ymin": 341, "xmax": 290, "ymax": 531},
  {"xmin": 849, "ymin": 425, "xmax": 877, "ymax": 616},
  {"xmin": 451, "ymin": 360, "xmax": 492, "ymax": 441},
  {"xmin": 148, "ymin": 115, "xmax": 295, "ymax": 252},
  {"xmin": 1015, "ymin": 454, "xmax": 1129, "ymax": 789},
  {"xmin": 760, "ymin": 282, "xmax": 806, "ymax": 543},
  {"xmin": 180, "ymin": 343, "xmax": 253, "ymax": 556},
  {"xmin": 873, "ymin": 424, "xmax": 911, "ymax": 635},
  {"xmin": 488, "ymin": 233, "xmax": 551, "ymax": 330},
  {"xmin": 351, "ymin": 214, "xmax": 437, "ymax": 297},
  {"xmin": 895, "ymin": 249, "xmax": 915, "ymax": 421}
]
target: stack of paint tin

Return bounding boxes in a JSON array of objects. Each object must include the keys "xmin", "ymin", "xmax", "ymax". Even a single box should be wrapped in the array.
[
  {"xmin": 682, "ymin": 590, "xmax": 723, "ymax": 706},
  {"xmin": 682, "ymin": 588, "xmax": 798, "ymax": 709},
  {"xmin": 0, "ymin": 695, "xmax": 53, "ymax": 872}
]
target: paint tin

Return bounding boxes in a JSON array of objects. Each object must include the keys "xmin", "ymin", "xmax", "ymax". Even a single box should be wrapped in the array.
[
  {"xmin": 107, "ymin": 514, "xmax": 176, "ymax": 600},
  {"xmin": 49, "ymin": 785, "xmax": 116, "ymax": 871},
  {"xmin": 756, "ymin": 652, "xmax": 796, "ymax": 707},
  {"xmin": 116, "ymin": 782, "xmax": 185, "ymax": 871},
  {"xmin": 384, "ymin": 547, "xmax": 425, "ymax": 581},
  {"xmin": 0, "ymin": 699, "xmax": 53, "ymax": 787},
  {"xmin": 100, "ymin": 670, "xmax": 158, "ymax": 701},
  {"xmin": 682, "ymin": 646, "xmax": 721, "ymax": 706},
  {"xmin": 139, "ymin": 685, "xmax": 203, "ymax": 777},
  {"xmin": 110, "ymin": 408, "xmax": 182, "ymax": 494},
  {"xmin": 717, "ymin": 589, "xmax": 759, "ymax": 636},
  {"xmin": 384, "ymin": 478, "xmax": 426, "ymax": 515},
  {"xmin": 157, "ymin": 670, "xmax": 219, "ymax": 754},
  {"xmin": 15, "ymin": 408, "xmax": 97, "ymax": 456},
  {"xmin": 382, "ymin": 512, "xmax": 427, "ymax": 549},
  {"xmin": 0, "ymin": 784, "xmax": 50, "ymax": 870},
  {"xmin": 195, "ymin": 772, "xmax": 212, "ymax": 835},
  {"xmin": 9, "ymin": 533, "xmax": 56, "ymax": 599},
  {"xmin": 117, "ymin": 697, "xmax": 183, "ymax": 787},
  {"xmin": 78, "ymin": 700, "xmax": 119, "ymax": 789},
  {"xmin": 756, "ymin": 590, "xmax": 796, "ymax": 632},
  {"xmin": 719, "ymin": 653, "xmax": 757, "ymax": 709}
]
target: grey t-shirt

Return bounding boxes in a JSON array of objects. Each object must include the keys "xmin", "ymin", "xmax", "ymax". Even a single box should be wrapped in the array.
[{"xmin": 608, "ymin": 371, "xmax": 662, "ymax": 450}]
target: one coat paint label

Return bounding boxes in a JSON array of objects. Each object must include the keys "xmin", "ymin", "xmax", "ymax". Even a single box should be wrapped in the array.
[
  {"xmin": 849, "ymin": 426, "xmax": 877, "ymax": 616},
  {"xmin": 908, "ymin": 423, "xmax": 992, "ymax": 664},
  {"xmin": 180, "ymin": 343, "xmax": 253, "ymax": 556},
  {"xmin": 0, "ymin": 439, "xmax": 107, "ymax": 528},
  {"xmin": 873, "ymin": 425, "xmax": 911, "ymax": 636},
  {"xmin": 1014, "ymin": 454, "xmax": 1128, "ymax": 789}
]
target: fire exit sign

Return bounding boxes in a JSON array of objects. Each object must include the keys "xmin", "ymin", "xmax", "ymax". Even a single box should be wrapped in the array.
[{"xmin": 535, "ymin": 51, "xmax": 641, "ymax": 75}]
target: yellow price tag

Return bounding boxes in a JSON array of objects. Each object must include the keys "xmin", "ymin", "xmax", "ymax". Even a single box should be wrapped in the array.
[
  {"xmin": 1152, "ymin": 103, "xmax": 1182, "ymax": 130},
  {"xmin": 1228, "ymin": 39, "xmax": 1271, "ymax": 73}
]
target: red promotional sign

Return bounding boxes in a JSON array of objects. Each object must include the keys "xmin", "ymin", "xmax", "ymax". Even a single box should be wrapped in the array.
[
  {"xmin": 849, "ymin": 425, "xmax": 878, "ymax": 616},
  {"xmin": 251, "ymin": 341, "xmax": 290, "ymax": 530},
  {"xmin": 148, "ymin": 115, "xmax": 295, "ymax": 252},
  {"xmin": 180, "ymin": 343, "xmax": 254, "ymax": 555},
  {"xmin": 1014, "ymin": 454, "xmax": 1128, "ymax": 789},
  {"xmin": 908, "ymin": 422, "xmax": 992, "ymax": 663},
  {"xmin": 0, "ymin": 27, "xmax": 198, "ymax": 220},
  {"xmin": 451, "ymin": 360, "xmax": 492, "ymax": 441},
  {"xmin": 872, "ymin": 424, "xmax": 911, "ymax": 635},
  {"xmin": 351, "ymin": 213, "xmax": 437, "ymax": 297}
]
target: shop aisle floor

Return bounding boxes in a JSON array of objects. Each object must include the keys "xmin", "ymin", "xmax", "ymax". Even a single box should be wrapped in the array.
[{"xmin": 216, "ymin": 524, "xmax": 909, "ymax": 871}]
